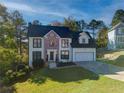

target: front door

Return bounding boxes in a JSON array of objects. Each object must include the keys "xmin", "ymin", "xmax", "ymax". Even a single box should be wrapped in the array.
[{"xmin": 50, "ymin": 51, "xmax": 54, "ymax": 61}]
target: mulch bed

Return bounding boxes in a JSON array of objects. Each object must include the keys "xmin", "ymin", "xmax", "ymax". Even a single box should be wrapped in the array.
[{"xmin": 57, "ymin": 62, "xmax": 76, "ymax": 67}]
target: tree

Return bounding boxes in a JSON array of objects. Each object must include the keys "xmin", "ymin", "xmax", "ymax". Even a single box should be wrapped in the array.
[
  {"xmin": 10, "ymin": 10, "xmax": 26, "ymax": 56},
  {"xmin": 0, "ymin": 4, "xmax": 8, "ymax": 22},
  {"xmin": 88, "ymin": 19, "xmax": 106, "ymax": 38},
  {"xmin": 76, "ymin": 20, "xmax": 87, "ymax": 31},
  {"xmin": 111, "ymin": 9, "xmax": 124, "ymax": 26},
  {"xmin": 0, "ymin": 4, "xmax": 28, "ymax": 77},
  {"xmin": 63, "ymin": 16, "xmax": 78, "ymax": 31},
  {"xmin": 97, "ymin": 27, "xmax": 108, "ymax": 48},
  {"xmin": 32, "ymin": 20, "xmax": 42, "ymax": 25},
  {"xmin": 0, "ymin": 4, "xmax": 16, "ymax": 48},
  {"xmin": 10, "ymin": 10, "xmax": 25, "ymax": 27},
  {"xmin": 50, "ymin": 21, "xmax": 62, "ymax": 26},
  {"xmin": 0, "ymin": 21, "xmax": 16, "ymax": 48}
]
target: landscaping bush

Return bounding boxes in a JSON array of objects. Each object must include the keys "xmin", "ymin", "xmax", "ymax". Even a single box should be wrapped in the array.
[
  {"xmin": 0, "ymin": 47, "xmax": 21, "ymax": 75},
  {"xmin": 32, "ymin": 59, "xmax": 45, "ymax": 69},
  {"xmin": 0, "ymin": 86, "xmax": 16, "ymax": 93},
  {"xmin": 17, "ymin": 64, "xmax": 26, "ymax": 71},
  {"xmin": 96, "ymin": 54, "xmax": 103, "ymax": 58},
  {"xmin": 22, "ymin": 53, "xmax": 28, "ymax": 64},
  {"xmin": 3, "ymin": 64, "xmax": 31, "ymax": 84},
  {"xmin": 17, "ymin": 64, "xmax": 31, "ymax": 73}
]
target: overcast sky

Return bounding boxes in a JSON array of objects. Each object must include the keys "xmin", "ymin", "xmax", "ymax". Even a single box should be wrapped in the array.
[{"xmin": 0, "ymin": 0, "xmax": 124, "ymax": 25}]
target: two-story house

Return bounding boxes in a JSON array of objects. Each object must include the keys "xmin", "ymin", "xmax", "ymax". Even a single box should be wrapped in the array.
[
  {"xmin": 28, "ymin": 23, "xmax": 96, "ymax": 68},
  {"xmin": 108, "ymin": 22, "xmax": 124, "ymax": 50}
]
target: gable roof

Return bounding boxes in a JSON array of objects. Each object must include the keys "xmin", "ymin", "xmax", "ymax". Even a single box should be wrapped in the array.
[
  {"xmin": 71, "ymin": 31, "xmax": 92, "ymax": 39},
  {"xmin": 71, "ymin": 31, "xmax": 96, "ymax": 48},
  {"xmin": 28, "ymin": 24, "xmax": 95, "ymax": 48},
  {"xmin": 28, "ymin": 24, "xmax": 72, "ymax": 38}
]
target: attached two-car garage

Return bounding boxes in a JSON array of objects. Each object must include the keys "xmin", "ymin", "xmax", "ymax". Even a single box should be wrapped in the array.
[{"xmin": 73, "ymin": 48, "xmax": 96, "ymax": 62}]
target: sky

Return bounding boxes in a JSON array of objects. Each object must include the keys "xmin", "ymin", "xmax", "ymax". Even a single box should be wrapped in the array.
[{"xmin": 0, "ymin": 0, "xmax": 124, "ymax": 25}]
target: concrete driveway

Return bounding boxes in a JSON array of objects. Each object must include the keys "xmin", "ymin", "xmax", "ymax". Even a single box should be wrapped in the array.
[{"xmin": 76, "ymin": 61, "xmax": 124, "ymax": 82}]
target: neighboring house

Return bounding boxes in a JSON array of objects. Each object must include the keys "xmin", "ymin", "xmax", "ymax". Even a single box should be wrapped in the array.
[
  {"xmin": 108, "ymin": 22, "xmax": 124, "ymax": 50},
  {"xmin": 21, "ymin": 36, "xmax": 28, "ymax": 43},
  {"xmin": 28, "ymin": 23, "xmax": 96, "ymax": 68}
]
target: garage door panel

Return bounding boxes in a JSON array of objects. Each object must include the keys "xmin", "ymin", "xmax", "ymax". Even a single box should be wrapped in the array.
[{"xmin": 75, "ymin": 52, "xmax": 94, "ymax": 61}]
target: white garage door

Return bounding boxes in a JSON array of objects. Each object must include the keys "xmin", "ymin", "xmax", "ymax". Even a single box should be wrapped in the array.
[{"xmin": 75, "ymin": 52, "xmax": 94, "ymax": 61}]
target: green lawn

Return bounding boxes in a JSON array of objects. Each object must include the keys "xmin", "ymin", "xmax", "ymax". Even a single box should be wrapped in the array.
[
  {"xmin": 13, "ymin": 67, "xmax": 124, "ymax": 93},
  {"xmin": 97, "ymin": 49, "xmax": 124, "ymax": 67}
]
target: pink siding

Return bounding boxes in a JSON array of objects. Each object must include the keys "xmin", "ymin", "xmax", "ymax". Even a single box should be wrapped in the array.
[{"xmin": 44, "ymin": 31, "xmax": 60, "ymax": 60}]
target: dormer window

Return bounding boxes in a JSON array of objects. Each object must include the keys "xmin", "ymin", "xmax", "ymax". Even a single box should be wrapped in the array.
[
  {"xmin": 79, "ymin": 32, "xmax": 89, "ymax": 44},
  {"xmin": 79, "ymin": 37, "xmax": 88, "ymax": 44},
  {"xmin": 82, "ymin": 38, "xmax": 86, "ymax": 43}
]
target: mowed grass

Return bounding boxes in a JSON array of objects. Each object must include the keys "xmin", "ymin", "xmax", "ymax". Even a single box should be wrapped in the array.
[
  {"xmin": 97, "ymin": 50, "xmax": 124, "ymax": 67},
  {"xmin": 14, "ymin": 67, "xmax": 124, "ymax": 93}
]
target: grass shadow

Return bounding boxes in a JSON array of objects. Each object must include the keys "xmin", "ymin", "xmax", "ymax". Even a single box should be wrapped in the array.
[
  {"xmin": 113, "ymin": 55, "xmax": 124, "ymax": 67},
  {"xmin": 29, "ymin": 67, "xmax": 99, "ymax": 85}
]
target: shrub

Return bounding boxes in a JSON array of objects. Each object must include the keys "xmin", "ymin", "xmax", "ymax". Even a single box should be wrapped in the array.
[
  {"xmin": 0, "ymin": 84, "xmax": 16, "ymax": 93},
  {"xmin": 17, "ymin": 64, "xmax": 30, "ymax": 73},
  {"xmin": 32, "ymin": 59, "xmax": 45, "ymax": 69},
  {"xmin": 17, "ymin": 64, "xmax": 26, "ymax": 71},
  {"xmin": 0, "ymin": 47, "xmax": 21, "ymax": 75},
  {"xmin": 22, "ymin": 53, "xmax": 28, "ymax": 64},
  {"xmin": 96, "ymin": 54, "xmax": 103, "ymax": 58},
  {"xmin": 4, "ymin": 64, "xmax": 31, "ymax": 84},
  {"xmin": 4, "ymin": 70, "xmax": 26, "ymax": 84}
]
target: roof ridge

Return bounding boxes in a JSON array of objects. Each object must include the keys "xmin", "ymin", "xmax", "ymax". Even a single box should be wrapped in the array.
[{"xmin": 109, "ymin": 22, "xmax": 124, "ymax": 31}]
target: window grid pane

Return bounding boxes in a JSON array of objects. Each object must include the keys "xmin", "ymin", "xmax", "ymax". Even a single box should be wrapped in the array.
[
  {"xmin": 61, "ymin": 39, "xmax": 69, "ymax": 48},
  {"xmin": 61, "ymin": 50, "xmax": 69, "ymax": 59},
  {"xmin": 33, "ymin": 38, "xmax": 42, "ymax": 48},
  {"xmin": 33, "ymin": 51, "xmax": 42, "ymax": 61}
]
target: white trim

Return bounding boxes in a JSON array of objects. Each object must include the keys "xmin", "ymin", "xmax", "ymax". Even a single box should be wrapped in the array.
[
  {"xmin": 109, "ymin": 22, "xmax": 124, "ymax": 32},
  {"xmin": 47, "ymin": 49, "xmax": 57, "ymax": 61},
  {"xmin": 72, "ymin": 48, "xmax": 96, "ymax": 62},
  {"xmin": 43, "ymin": 30, "xmax": 60, "ymax": 38},
  {"xmin": 59, "ymin": 38, "xmax": 72, "ymax": 62},
  {"xmin": 79, "ymin": 32, "xmax": 90, "ymax": 44},
  {"xmin": 29, "ymin": 37, "xmax": 44, "ymax": 68},
  {"xmin": 79, "ymin": 32, "xmax": 90, "ymax": 39}
]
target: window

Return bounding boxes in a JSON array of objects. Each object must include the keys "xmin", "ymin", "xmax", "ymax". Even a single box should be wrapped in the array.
[
  {"xmin": 32, "ymin": 51, "xmax": 42, "ymax": 61},
  {"xmin": 82, "ymin": 38, "xmax": 85, "ymax": 43},
  {"xmin": 61, "ymin": 50, "xmax": 69, "ymax": 59},
  {"xmin": 79, "ymin": 37, "xmax": 88, "ymax": 44},
  {"xmin": 49, "ymin": 39, "xmax": 55, "ymax": 47},
  {"xmin": 118, "ymin": 28, "xmax": 124, "ymax": 34},
  {"xmin": 61, "ymin": 39, "xmax": 69, "ymax": 48},
  {"xmin": 33, "ymin": 38, "xmax": 41, "ymax": 48},
  {"xmin": 117, "ymin": 36, "xmax": 124, "ymax": 43}
]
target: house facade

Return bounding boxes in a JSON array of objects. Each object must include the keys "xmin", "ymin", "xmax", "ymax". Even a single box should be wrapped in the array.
[
  {"xmin": 28, "ymin": 23, "xmax": 96, "ymax": 68},
  {"xmin": 108, "ymin": 22, "xmax": 124, "ymax": 50}
]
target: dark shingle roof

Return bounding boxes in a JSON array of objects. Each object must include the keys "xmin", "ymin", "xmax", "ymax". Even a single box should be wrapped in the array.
[
  {"xmin": 71, "ymin": 39, "xmax": 96, "ymax": 48},
  {"xmin": 28, "ymin": 24, "xmax": 96, "ymax": 48},
  {"xmin": 71, "ymin": 31, "xmax": 92, "ymax": 39},
  {"xmin": 28, "ymin": 24, "xmax": 72, "ymax": 38},
  {"xmin": 71, "ymin": 31, "xmax": 96, "ymax": 48}
]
